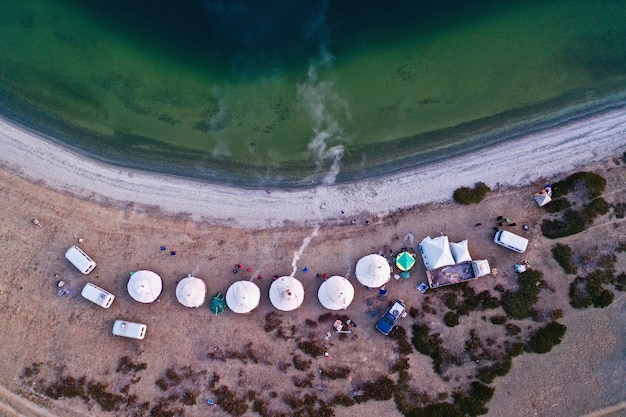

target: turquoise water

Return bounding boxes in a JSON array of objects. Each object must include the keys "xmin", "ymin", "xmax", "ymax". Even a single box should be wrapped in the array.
[{"xmin": 1, "ymin": 1, "xmax": 625, "ymax": 186}]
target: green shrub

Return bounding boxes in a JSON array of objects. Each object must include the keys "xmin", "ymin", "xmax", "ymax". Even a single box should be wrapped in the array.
[
  {"xmin": 551, "ymin": 172, "xmax": 606, "ymax": 199},
  {"xmin": 583, "ymin": 197, "xmax": 610, "ymax": 221},
  {"xmin": 613, "ymin": 203, "xmax": 626, "ymax": 219},
  {"xmin": 570, "ymin": 270, "xmax": 616, "ymax": 309},
  {"xmin": 551, "ymin": 243, "xmax": 577, "ymax": 274},
  {"xmin": 476, "ymin": 356, "xmax": 512, "ymax": 383},
  {"xmin": 389, "ymin": 325, "xmax": 414, "ymax": 355},
  {"xmin": 452, "ymin": 382, "xmax": 494, "ymax": 417},
  {"xmin": 541, "ymin": 209, "xmax": 587, "ymax": 239},
  {"xmin": 544, "ymin": 197, "xmax": 571, "ymax": 213},
  {"xmin": 527, "ymin": 321, "xmax": 567, "ymax": 354},
  {"xmin": 444, "ymin": 312, "xmax": 459, "ymax": 327},
  {"xmin": 453, "ymin": 182, "xmax": 491, "ymax": 205},
  {"xmin": 501, "ymin": 269, "xmax": 543, "ymax": 319},
  {"xmin": 411, "ymin": 324, "xmax": 455, "ymax": 375},
  {"xmin": 355, "ymin": 376, "xmax": 395, "ymax": 402},
  {"xmin": 569, "ymin": 277, "xmax": 593, "ymax": 309},
  {"xmin": 489, "ymin": 315, "xmax": 507, "ymax": 325}
]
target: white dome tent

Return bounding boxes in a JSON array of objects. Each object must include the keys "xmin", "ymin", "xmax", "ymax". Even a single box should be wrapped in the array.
[
  {"xmin": 355, "ymin": 254, "xmax": 391, "ymax": 288},
  {"xmin": 175, "ymin": 275, "xmax": 206, "ymax": 308},
  {"xmin": 226, "ymin": 280, "xmax": 261, "ymax": 314},
  {"xmin": 269, "ymin": 276, "xmax": 304, "ymax": 311},
  {"xmin": 317, "ymin": 275, "xmax": 354, "ymax": 310},
  {"xmin": 127, "ymin": 270, "xmax": 162, "ymax": 303}
]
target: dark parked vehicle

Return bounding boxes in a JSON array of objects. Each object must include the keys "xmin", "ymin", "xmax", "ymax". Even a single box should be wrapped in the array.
[{"xmin": 375, "ymin": 299, "xmax": 407, "ymax": 335}]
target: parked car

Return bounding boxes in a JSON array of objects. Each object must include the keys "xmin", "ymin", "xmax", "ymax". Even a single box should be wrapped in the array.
[
  {"xmin": 112, "ymin": 320, "xmax": 147, "ymax": 340},
  {"xmin": 375, "ymin": 299, "xmax": 407, "ymax": 335},
  {"xmin": 493, "ymin": 230, "xmax": 528, "ymax": 253},
  {"xmin": 65, "ymin": 245, "xmax": 97, "ymax": 274},
  {"xmin": 81, "ymin": 283, "xmax": 115, "ymax": 308}
]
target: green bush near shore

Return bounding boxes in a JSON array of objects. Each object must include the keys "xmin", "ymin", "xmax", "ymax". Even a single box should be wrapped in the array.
[
  {"xmin": 541, "ymin": 172, "xmax": 609, "ymax": 239},
  {"xmin": 453, "ymin": 182, "xmax": 491, "ymax": 205},
  {"xmin": 526, "ymin": 321, "xmax": 567, "ymax": 354},
  {"xmin": 544, "ymin": 197, "xmax": 571, "ymax": 213},
  {"xmin": 551, "ymin": 243, "xmax": 578, "ymax": 274},
  {"xmin": 551, "ymin": 171, "xmax": 606, "ymax": 199}
]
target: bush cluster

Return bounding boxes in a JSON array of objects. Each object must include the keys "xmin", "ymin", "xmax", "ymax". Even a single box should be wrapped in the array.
[
  {"xmin": 569, "ymin": 269, "xmax": 616, "ymax": 308},
  {"xmin": 551, "ymin": 171, "xmax": 606, "ymax": 199},
  {"xmin": 444, "ymin": 312, "xmax": 459, "ymax": 327},
  {"xmin": 544, "ymin": 197, "xmax": 571, "ymax": 213},
  {"xmin": 297, "ymin": 339, "xmax": 326, "ymax": 358},
  {"xmin": 389, "ymin": 325, "xmax": 414, "ymax": 355},
  {"xmin": 411, "ymin": 324, "xmax": 457, "ymax": 374},
  {"xmin": 551, "ymin": 243, "xmax": 577, "ymax": 274},
  {"xmin": 501, "ymin": 269, "xmax": 543, "ymax": 319},
  {"xmin": 526, "ymin": 321, "xmax": 567, "ymax": 354},
  {"xmin": 541, "ymin": 171, "xmax": 608, "ymax": 239},
  {"xmin": 355, "ymin": 376, "xmax": 395, "ymax": 402},
  {"xmin": 453, "ymin": 182, "xmax": 491, "ymax": 205}
]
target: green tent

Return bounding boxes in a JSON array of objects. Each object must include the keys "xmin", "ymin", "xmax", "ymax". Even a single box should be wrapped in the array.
[
  {"xmin": 210, "ymin": 292, "xmax": 226, "ymax": 315},
  {"xmin": 395, "ymin": 251, "xmax": 416, "ymax": 271}
]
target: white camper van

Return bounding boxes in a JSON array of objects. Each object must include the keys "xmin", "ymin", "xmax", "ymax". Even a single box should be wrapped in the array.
[
  {"xmin": 65, "ymin": 245, "xmax": 97, "ymax": 274},
  {"xmin": 112, "ymin": 320, "xmax": 147, "ymax": 340},
  {"xmin": 81, "ymin": 283, "xmax": 115, "ymax": 308},
  {"xmin": 494, "ymin": 230, "xmax": 528, "ymax": 253}
]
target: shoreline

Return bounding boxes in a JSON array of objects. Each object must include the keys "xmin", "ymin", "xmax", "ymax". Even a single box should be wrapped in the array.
[{"xmin": 1, "ymin": 107, "xmax": 625, "ymax": 229}]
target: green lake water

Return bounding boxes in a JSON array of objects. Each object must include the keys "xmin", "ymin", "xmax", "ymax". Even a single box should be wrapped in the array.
[{"xmin": 1, "ymin": 0, "xmax": 625, "ymax": 186}]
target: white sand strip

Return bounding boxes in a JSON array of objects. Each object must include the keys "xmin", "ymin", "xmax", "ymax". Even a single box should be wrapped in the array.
[{"xmin": 0, "ymin": 110, "xmax": 625, "ymax": 229}]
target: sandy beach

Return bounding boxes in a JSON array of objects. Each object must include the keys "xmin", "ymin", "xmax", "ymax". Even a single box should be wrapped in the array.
[
  {"xmin": 0, "ymin": 108, "xmax": 625, "ymax": 417},
  {"xmin": 1, "ymin": 107, "xmax": 626, "ymax": 229}
]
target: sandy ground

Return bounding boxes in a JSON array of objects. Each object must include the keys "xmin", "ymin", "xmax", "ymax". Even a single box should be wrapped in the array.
[{"xmin": 0, "ymin": 112, "xmax": 625, "ymax": 417}]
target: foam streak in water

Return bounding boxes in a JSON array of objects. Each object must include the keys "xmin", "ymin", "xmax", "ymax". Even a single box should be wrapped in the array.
[
  {"xmin": 290, "ymin": 224, "xmax": 320, "ymax": 277},
  {"xmin": 298, "ymin": 47, "xmax": 348, "ymax": 184}
]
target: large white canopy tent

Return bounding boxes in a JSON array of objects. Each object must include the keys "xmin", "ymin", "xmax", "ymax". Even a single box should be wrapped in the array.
[
  {"xmin": 317, "ymin": 275, "xmax": 354, "ymax": 310},
  {"xmin": 127, "ymin": 270, "xmax": 162, "ymax": 303},
  {"xmin": 226, "ymin": 280, "xmax": 261, "ymax": 313},
  {"xmin": 355, "ymin": 254, "xmax": 391, "ymax": 288},
  {"xmin": 269, "ymin": 276, "xmax": 304, "ymax": 311},
  {"xmin": 175, "ymin": 276, "xmax": 206, "ymax": 308},
  {"xmin": 450, "ymin": 240, "xmax": 472, "ymax": 263},
  {"xmin": 419, "ymin": 236, "xmax": 456, "ymax": 270}
]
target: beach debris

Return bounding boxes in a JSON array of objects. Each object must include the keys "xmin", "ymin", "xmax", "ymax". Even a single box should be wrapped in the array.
[
  {"xmin": 32, "ymin": 218, "xmax": 41, "ymax": 227},
  {"xmin": 57, "ymin": 280, "xmax": 65, "ymax": 288},
  {"xmin": 57, "ymin": 287, "xmax": 76, "ymax": 297},
  {"xmin": 160, "ymin": 245, "xmax": 166, "ymax": 251},
  {"xmin": 324, "ymin": 352, "xmax": 330, "ymax": 358},
  {"xmin": 170, "ymin": 251, "xmax": 176, "ymax": 256},
  {"xmin": 206, "ymin": 399, "xmax": 215, "ymax": 406},
  {"xmin": 302, "ymin": 266, "xmax": 309, "ymax": 272},
  {"xmin": 523, "ymin": 224, "xmax": 530, "ymax": 230},
  {"xmin": 320, "ymin": 203, "xmax": 327, "ymax": 209},
  {"xmin": 77, "ymin": 238, "xmax": 84, "ymax": 243},
  {"xmin": 417, "ymin": 282, "xmax": 429, "ymax": 293}
]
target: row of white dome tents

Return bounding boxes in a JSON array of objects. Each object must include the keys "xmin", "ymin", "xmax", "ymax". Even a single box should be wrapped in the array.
[
  {"xmin": 126, "ymin": 254, "xmax": 391, "ymax": 313},
  {"xmin": 127, "ymin": 271, "xmax": 260, "ymax": 313}
]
